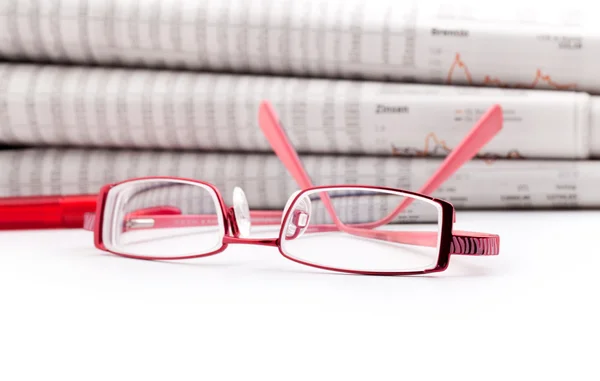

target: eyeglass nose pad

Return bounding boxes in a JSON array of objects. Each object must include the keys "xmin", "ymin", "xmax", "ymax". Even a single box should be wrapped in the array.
[
  {"xmin": 233, "ymin": 187, "xmax": 251, "ymax": 238},
  {"xmin": 282, "ymin": 190, "xmax": 300, "ymax": 224},
  {"xmin": 282, "ymin": 191, "xmax": 311, "ymax": 239}
]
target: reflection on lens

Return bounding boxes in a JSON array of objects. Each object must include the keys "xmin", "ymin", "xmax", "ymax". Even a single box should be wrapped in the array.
[
  {"xmin": 280, "ymin": 187, "xmax": 442, "ymax": 273},
  {"xmin": 101, "ymin": 179, "xmax": 224, "ymax": 258}
]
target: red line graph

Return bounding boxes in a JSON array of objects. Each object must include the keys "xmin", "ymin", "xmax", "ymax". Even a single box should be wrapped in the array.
[
  {"xmin": 391, "ymin": 132, "xmax": 521, "ymax": 165},
  {"xmin": 446, "ymin": 53, "xmax": 577, "ymax": 90}
]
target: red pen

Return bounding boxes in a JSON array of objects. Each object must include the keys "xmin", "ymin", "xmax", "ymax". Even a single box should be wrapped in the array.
[{"xmin": 0, "ymin": 195, "xmax": 97, "ymax": 230}]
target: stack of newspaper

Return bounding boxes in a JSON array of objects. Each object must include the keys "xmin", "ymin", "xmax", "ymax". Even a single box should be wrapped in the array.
[{"xmin": 0, "ymin": 0, "xmax": 599, "ymax": 209}]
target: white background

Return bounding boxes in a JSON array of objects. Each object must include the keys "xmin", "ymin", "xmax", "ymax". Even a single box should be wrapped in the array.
[
  {"xmin": 0, "ymin": 211, "xmax": 598, "ymax": 380},
  {"xmin": 0, "ymin": 0, "xmax": 598, "ymax": 379}
]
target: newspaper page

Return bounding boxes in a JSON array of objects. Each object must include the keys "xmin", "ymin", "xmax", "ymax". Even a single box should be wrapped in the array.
[
  {"xmin": 0, "ymin": 0, "xmax": 599, "ymax": 92},
  {"xmin": 589, "ymin": 97, "xmax": 600, "ymax": 155},
  {"xmin": 0, "ymin": 63, "xmax": 591, "ymax": 158},
  {"xmin": 1, "ymin": 148, "xmax": 598, "ymax": 211}
]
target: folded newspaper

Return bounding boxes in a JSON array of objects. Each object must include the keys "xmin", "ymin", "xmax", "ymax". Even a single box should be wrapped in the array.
[
  {"xmin": 0, "ymin": 0, "xmax": 598, "ymax": 92},
  {"xmin": 0, "ymin": 63, "xmax": 595, "ymax": 158},
  {"xmin": 1, "ymin": 148, "xmax": 597, "ymax": 210}
]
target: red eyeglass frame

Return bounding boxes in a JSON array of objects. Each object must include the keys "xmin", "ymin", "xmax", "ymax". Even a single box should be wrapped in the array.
[
  {"xmin": 0, "ymin": 100, "xmax": 503, "ymax": 275},
  {"xmin": 89, "ymin": 178, "xmax": 458, "ymax": 275}
]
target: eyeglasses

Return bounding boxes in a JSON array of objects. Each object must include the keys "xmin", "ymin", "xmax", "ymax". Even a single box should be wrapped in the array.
[{"xmin": 0, "ymin": 101, "xmax": 502, "ymax": 275}]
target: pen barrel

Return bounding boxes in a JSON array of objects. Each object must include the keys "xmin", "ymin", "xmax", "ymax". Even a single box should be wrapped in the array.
[
  {"xmin": 60, "ymin": 195, "xmax": 98, "ymax": 228},
  {"xmin": 0, "ymin": 195, "xmax": 97, "ymax": 230}
]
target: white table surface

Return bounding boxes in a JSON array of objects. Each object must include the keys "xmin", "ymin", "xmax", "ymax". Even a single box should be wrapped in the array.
[{"xmin": 0, "ymin": 211, "xmax": 598, "ymax": 380}]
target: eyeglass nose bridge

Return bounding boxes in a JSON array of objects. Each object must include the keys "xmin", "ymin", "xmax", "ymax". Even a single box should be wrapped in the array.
[
  {"xmin": 223, "ymin": 207, "xmax": 279, "ymax": 247},
  {"xmin": 222, "ymin": 187, "xmax": 279, "ymax": 247}
]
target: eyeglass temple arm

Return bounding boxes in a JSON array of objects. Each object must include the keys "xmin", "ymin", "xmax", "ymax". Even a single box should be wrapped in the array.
[
  {"xmin": 301, "ymin": 225, "xmax": 499, "ymax": 256},
  {"xmin": 417, "ymin": 105, "xmax": 503, "ymax": 196},
  {"xmin": 258, "ymin": 102, "xmax": 343, "ymax": 226},
  {"xmin": 371, "ymin": 104, "xmax": 504, "ymax": 227},
  {"xmin": 102, "ymin": 207, "xmax": 283, "ymax": 232},
  {"xmin": 258, "ymin": 100, "xmax": 503, "ymax": 222}
]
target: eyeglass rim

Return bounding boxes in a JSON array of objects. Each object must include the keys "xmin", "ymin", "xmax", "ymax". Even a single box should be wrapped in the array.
[
  {"xmin": 92, "ymin": 177, "xmax": 455, "ymax": 275},
  {"xmin": 93, "ymin": 176, "xmax": 231, "ymax": 260},
  {"xmin": 276, "ymin": 185, "xmax": 455, "ymax": 276}
]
